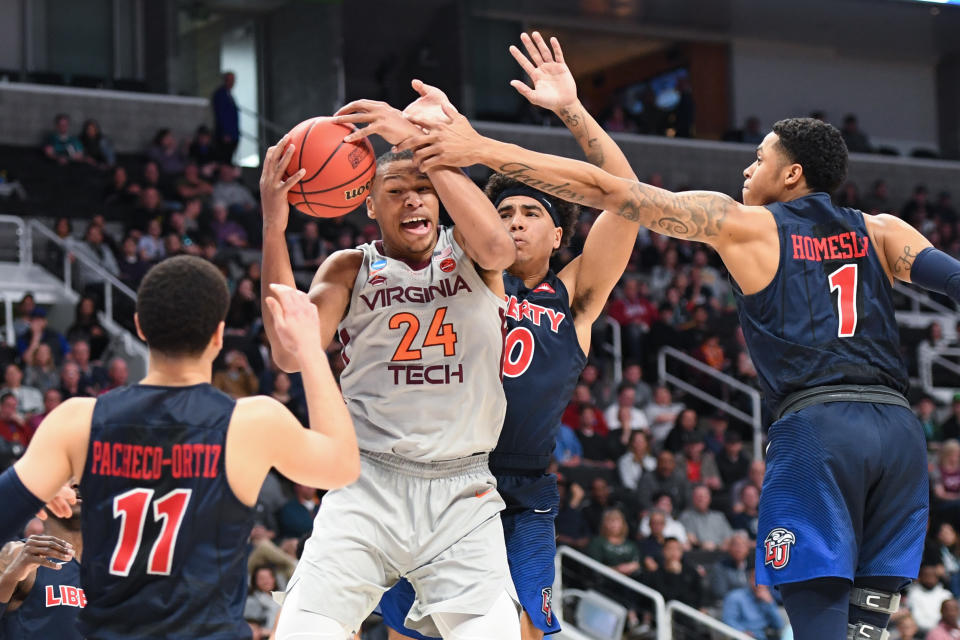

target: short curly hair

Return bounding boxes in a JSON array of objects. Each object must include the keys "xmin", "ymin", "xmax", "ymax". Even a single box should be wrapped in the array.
[
  {"xmin": 483, "ymin": 173, "xmax": 580, "ymax": 250},
  {"xmin": 772, "ymin": 118, "xmax": 848, "ymax": 195},
  {"xmin": 136, "ymin": 256, "xmax": 230, "ymax": 357}
]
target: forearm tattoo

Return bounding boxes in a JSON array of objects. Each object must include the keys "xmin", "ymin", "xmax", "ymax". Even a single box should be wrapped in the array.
[{"xmin": 893, "ymin": 245, "xmax": 918, "ymax": 275}]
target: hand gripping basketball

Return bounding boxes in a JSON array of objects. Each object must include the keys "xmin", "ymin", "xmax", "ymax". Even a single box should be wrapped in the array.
[
  {"xmin": 260, "ymin": 134, "xmax": 307, "ymax": 232},
  {"xmin": 263, "ymin": 284, "xmax": 322, "ymax": 359}
]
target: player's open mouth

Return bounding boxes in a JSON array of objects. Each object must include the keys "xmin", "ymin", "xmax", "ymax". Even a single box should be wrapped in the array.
[{"xmin": 400, "ymin": 217, "xmax": 432, "ymax": 236}]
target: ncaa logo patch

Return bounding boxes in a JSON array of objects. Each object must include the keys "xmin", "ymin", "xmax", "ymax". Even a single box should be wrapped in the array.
[
  {"xmin": 371, "ymin": 259, "xmax": 387, "ymax": 272},
  {"xmin": 764, "ymin": 527, "xmax": 797, "ymax": 570},
  {"xmin": 439, "ymin": 258, "xmax": 456, "ymax": 273},
  {"xmin": 541, "ymin": 587, "xmax": 553, "ymax": 626}
]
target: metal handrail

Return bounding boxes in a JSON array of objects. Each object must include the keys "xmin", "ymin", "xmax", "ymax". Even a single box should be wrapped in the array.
[
  {"xmin": 0, "ymin": 215, "xmax": 28, "ymax": 264},
  {"xmin": 238, "ymin": 104, "xmax": 287, "ymax": 135},
  {"xmin": 658, "ymin": 346, "xmax": 763, "ymax": 461},
  {"xmin": 918, "ymin": 345, "xmax": 960, "ymax": 393},
  {"xmin": 666, "ymin": 600, "xmax": 754, "ymax": 640},
  {"xmin": 555, "ymin": 545, "xmax": 669, "ymax": 640},
  {"xmin": 894, "ymin": 282, "xmax": 955, "ymax": 315},
  {"xmin": 605, "ymin": 317, "xmax": 623, "ymax": 384}
]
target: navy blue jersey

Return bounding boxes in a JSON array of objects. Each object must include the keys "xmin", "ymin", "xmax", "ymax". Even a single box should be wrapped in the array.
[
  {"xmin": 490, "ymin": 271, "xmax": 586, "ymax": 472},
  {"xmin": 78, "ymin": 384, "xmax": 254, "ymax": 640},
  {"xmin": 0, "ymin": 558, "xmax": 84, "ymax": 639},
  {"xmin": 733, "ymin": 193, "xmax": 908, "ymax": 411}
]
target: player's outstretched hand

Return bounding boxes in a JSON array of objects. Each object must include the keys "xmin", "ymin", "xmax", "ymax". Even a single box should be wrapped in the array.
[
  {"xmin": 263, "ymin": 284, "xmax": 322, "ymax": 360},
  {"xmin": 509, "ymin": 32, "xmax": 577, "ymax": 112},
  {"xmin": 36, "ymin": 483, "xmax": 76, "ymax": 521},
  {"xmin": 259, "ymin": 134, "xmax": 307, "ymax": 232},
  {"xmin": 331, "ymin": 100, "xmax": 420, "ymax": 146},
  {"xmin": 401, "ymin": 79, "xmax": 457, "ymax": 130},
  {"xmin": 398, "ymin": 102, "xmax": 484, "ymax": 171},
  {"xmin": 0, "ymin": 535, "xmax": 74, "ymax": 582}
]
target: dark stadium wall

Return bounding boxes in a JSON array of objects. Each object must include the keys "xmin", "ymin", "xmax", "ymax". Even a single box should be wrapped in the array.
[{"xmin": 937, "ymin": 53, "xmax": 960, "ymax": 160}]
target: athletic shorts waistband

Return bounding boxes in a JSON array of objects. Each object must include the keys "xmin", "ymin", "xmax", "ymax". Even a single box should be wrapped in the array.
[
  {"xmin": 775, "ymin": 384, "xmax": 910, "ymax": 421},
  {"xmin": 360, "ymin": 450, "xmax": 491, "ymax": 478}
]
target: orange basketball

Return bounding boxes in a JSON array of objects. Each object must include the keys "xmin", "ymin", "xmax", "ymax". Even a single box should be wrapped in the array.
[{"xmin": 283, "ymin": 117, "xmax": 376, "ymax": 218}]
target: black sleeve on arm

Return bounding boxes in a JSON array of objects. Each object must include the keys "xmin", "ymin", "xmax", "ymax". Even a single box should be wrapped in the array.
[
  {"xmin": 0, "ymin": 467, "xmax": 43, "ymax": 544},
  {"xmin": 909, "ymin": 247, "xmax": 960, "ymax": 304}
]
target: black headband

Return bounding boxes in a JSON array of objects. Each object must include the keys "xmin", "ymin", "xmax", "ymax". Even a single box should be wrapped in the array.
[{"xmin": 494, "ymin": 186, "xmax": 561, "ymax": 227}]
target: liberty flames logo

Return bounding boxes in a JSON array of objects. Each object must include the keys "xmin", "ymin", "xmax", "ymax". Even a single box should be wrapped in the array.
[
  {"xmin": 763, "ymin": 528, "xmax": 796, "ymax": 570},
  {"xmin": 541, "ymin": 587, "xmax": 553, "ymax": 625}
]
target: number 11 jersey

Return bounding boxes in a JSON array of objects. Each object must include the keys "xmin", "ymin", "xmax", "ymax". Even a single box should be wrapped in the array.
[
  {"xmin": 733, "ymin": 192, "xmax": 908, "ymax": 413},
  {"xmin": 338, "ymin": 227, "xmax": 508, "ymax": 462},
  {"xmin": 78, "ymin": 384, "xmax": 253, "ymax": 640}
]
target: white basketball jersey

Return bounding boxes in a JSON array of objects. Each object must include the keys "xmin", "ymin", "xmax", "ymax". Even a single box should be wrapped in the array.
[{"xmin": 337, "ymin": 227, "xmax": 507, "ymax": 461}]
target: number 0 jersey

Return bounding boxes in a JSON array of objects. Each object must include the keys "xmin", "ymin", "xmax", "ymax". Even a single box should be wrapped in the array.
[
  {"xmin": 733, "ymin": 193, "xmax": 908, "ymax": 412},
  {"xmin": 338, "ymin": 226, "xmax": 508, "ymax": 462},
  {"xmin": 78, "ymin": 384, "xmax": 254, "ymax": 640}
]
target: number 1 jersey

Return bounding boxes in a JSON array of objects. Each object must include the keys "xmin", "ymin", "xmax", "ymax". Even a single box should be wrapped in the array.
[
  {"xmin": 78, "ymin": 384, "xmax": 253, "ymax": 640},
  {"xmin": 733, "ymin": 193, "xmax": 908, "ymax": 412},
  {"xmin": 338, "ymin": 227, "xmax": 508, "ymax": 462}
]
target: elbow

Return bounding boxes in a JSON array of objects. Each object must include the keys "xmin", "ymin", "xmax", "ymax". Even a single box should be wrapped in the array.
[
  {"xmin": 475, "ymin": 235, "xmax": 517, "ymax": 272},
  {"xmin": 329, "ymin": 449, "xmax": 361, "ymax": 489}
]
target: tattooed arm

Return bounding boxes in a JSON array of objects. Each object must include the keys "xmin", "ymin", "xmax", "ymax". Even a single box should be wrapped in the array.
[{"xmin": 866, "ymin": 213, "xmax": 933, "ymax": 283}]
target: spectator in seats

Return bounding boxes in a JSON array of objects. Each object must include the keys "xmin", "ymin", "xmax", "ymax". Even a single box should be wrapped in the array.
[
  {"xmin": 621, "ymin": 362, "xmax": 652, "ymax": 408},
  {"xmin": 709, "ymin": 531, "xmax": 753, "ymax": 601},
  {"xmin": 604, "ymin": 384, "xmax": 650, "ymax": 433},
  {"xmin": 1, "ymin": 363, "xmax": 43, "ymax": 415},
  {"xmin": 99, "ymin": 358, "xmax": 129, "ymax": 395},
  {"xmin": 638, "ymin": 508, "xmax": 669, "ymax": 572},
  {"xmin": 733, "ymin": 349, "xmax": 759, "ymax": 389},
  {"xmin": 176, "ymin": 162, "xmax": 214, "ymax": 203},
  {"xmin": 118, "ymin": 235, "xmax": 149, "ymax": 287},
  {"xmin": 841, "ymin": 114, "xmax": 873, "ymax": 153},
  {"xmin": 213, "ymin": 350, "xmax": 258, "ymax": 399},
  {"xmin": 645, "ymin": 385, "xmax": 684, "ymax": 449},
  {"xmin": 890, "ymin": 612, "xmax": 921, "ymax": 640},
  {"xmin": 244, "ymin": 565, "xmax": 282, "ymax": 639},
  {"xmin": 13, "ymin": 293, "xmax": 35, "ymax": 341},
  {"xmin": 277, "ymin": 483, "xmax": 320, "ymax": 541},
  {"xmin": 649, "ymin": 247, "xmax": 680, "ymax": 297},
  {"xmin": 130, "ymin": 186, "xmax": 168, "ymax": 235},
  {"xmin": 212, "ymin": 72, "xmax": 240, "ymax": 163},
  {"xmin": 0, "ymin": 391, "xmax": 30, "ymax": 450},
  {"xmin": 916, "ymin": 394, "xmax": 942, "ymax": 445},
  {"xmin": 731, "ymin": 459, "xmax": 765, "ymax": 507},
  {"xmin": 664, "ymin": 408, "xmax": 702, "ymax": 454},
  {"xmin": 638, "ymin": 493, "xmax": 688, "ymax": 546},
  {"xmin": 677, "ymin": 431, "xmax": 722, "ymax": 491},
  {"xmin": 211, "ymin": 202, "xmax": 249, "ymax": 249},
  {"xmin": 165, "ymin": 211, "xmax": 201, "ymax": 256},
  {"xmin": 270, "ymin": 371, "xmax": 306, "ymax": 426},
  {"xmin": 618, "ymin": 430, "xmax": 657, "ymax": 490},
  {"xmin": 704, "ymin": 411, "xmax": 729, "ymax": 456},
  {"xmin": 716, "ymin": 430, "xmax": 751, "ymax": 494},
  {"xmin": 903, "ymin": 185, "xmax": 933, "ymax": 228},
  {"xmin": 637, "ymin": 450, "xmax": 690, "ymax": 514},
  {"xmin": 562, "ymin": 384, "xmax": 607, "ymax": 432},
  {"xmin": 556, "ymin": 480, "xmax": 591, "ymax": 551},
  {"xmin": 138, "ymin": 218, "xmax": 166, "ymax": 262},
  {"xmin": 58, "ymin": 361, "xmax": 87, "ymax": 399},
  {"xmin": 577, "ymin": 405, "xmax": 615, "ymax": 467},
  {"xmin": 926, "ymin": 598, "xmax": 959, "ymax": 640},
  {"xmin": 931, "ymin": 439, "xmax": 960, "ymax": 523},
  {"xmin": 17, "ymin": 307, "xmax": 69, "ymax": 365},
  {"xmin": 927, "ymin": 522, "xmax": 960, "ymax": 597},
  {"xmin": 23, "ymin": 343, "xmax": 59, "ymax": 393},
  {"xmin": 729, "ymin": 484, "xmax": 760, "ymax": 539},
  {"xmin": 608, "ymin": 278, "xmax": 657, "ymax": 360},
  {"xmin": 908, "ymin": 565, "xmax": 954, "ymax": 634},
  {"xmin": 696, "ymin": 333, "xmax": 727, "ymax": 373},
  {"xmin": 584, "ymin": 477, "xmax": 619, "ymax": 535},
  {"xmin": 862, "ymin": 178, "xmax": 890, "ymax": 214},
  {"xmin": 26, "ymin": 387, "xmax": 61, "ymax": 434},
  {"xmin": 67, "ymin": 296, "xmax": 108, "ymax": 360},
  {"xmin": 163, "ymin": 233, "xmax": 185, "ymax": 258},
  {"xmin": 836, "ymin": 181, "xmax": 863, "ymax": 210},
  {"xmin": 554, "ymin": 423, "xmax": 583, "ymax": 466},
  {"xmin": 138, "ymin": 160, "xmax": 172, "ymax": 199},
  {"xmin": 71, "ymin": 223, "xmax": 120, "ymax": 298},
  {"xmin": 79, "ymin": 118, "xmax": 115, "ymax": 168},
  {"xmin": 103, "ymin": 166, "xmax": 141, "ymax": 206},
  {"xmin": 148, "ymin": 128, "xmax": 188, "ymax": 176},
  {"xmin": 188, "ymin": 125, "xmax": 218, "ymax": 175},
  {"xmin": 70, "ymin": 339, "xmax": 105, "ymax": 395},
  {"xmin": 43, "ymin": 113, "xmax": 83, "ymax": 164},
  {"xmin": 680, "ymin": 484, "xmax": 733, "ymax": 551},
  {"xmin": 213, "ymin": 164, "xmax": 257, "ymax": 216},
  {"xmin": 722, "ymin": 567, "xmax": 784, "ymax": 638},
  {"xmin": 290, "ymin": 220, "xmax": 327, "ymax": 278},
  {"xmin": 936, "ymin": 191, "xmax": 958, "ymax": 224},
  {"xmin": 226, "ymin": 277, "xmax": 260, "ymax": 334},
  {"xmin": 580, "ymin": 362, "xmax": 612, "ymax": 408},
  {"xmin": 585, "ymin": 508, "xmax": 642, "ymax": 577},
  {"xmin": 602, "ymin": 104, "xmax": 636, "ymax": 134},
  {"xmin": 642, "ymin": 537, "xmax": 704, "ymax": 609}
]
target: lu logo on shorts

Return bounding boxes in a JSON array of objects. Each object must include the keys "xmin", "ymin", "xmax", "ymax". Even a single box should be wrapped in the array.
[
  {"xmin": 763, "ymin": 528, "xmax": 797, "ymax": 569},
  {"xmin": 541, "ymin": 587, "xmax": 553, "ymax": 625}
]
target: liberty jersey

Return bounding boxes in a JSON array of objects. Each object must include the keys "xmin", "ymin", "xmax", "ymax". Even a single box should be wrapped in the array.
[
  {"xmin": 734, "ymin": 193, "xmax": 908, "ymax": 411},
  {"xmin": 491, "ymin": 271, "xmax": 585, "ymax": 472},
  {"xmin": 78, "ymin": 384, "xmax": 254, "ymax": 639},
  {"xmin": 0, "ymin": 558, "xmax": 84, "ymax": 639},
  {"xmin": 338, "ymin": 226, "xmax": 507, "ymax": 461}
]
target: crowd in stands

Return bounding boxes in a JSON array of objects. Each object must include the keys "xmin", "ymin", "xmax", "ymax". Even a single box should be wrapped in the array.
[{"xmin": 3, "ymin": 100, "xmax": 960, "ymax": 639}]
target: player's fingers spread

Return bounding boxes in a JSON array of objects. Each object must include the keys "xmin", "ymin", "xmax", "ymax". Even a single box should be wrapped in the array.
[
  {"xmin": 343, "ymin": 128, "xmax": 375, "ymax": 144},
  {"xmin": 275, "ymin": 144, "xmax": 297, "ymax": 176},
  {"xmin": 550, "ymin": 37, "xmax": 565, "ymax": 63},
  {"xmin": 280, "ymin": 168, "xmax": 306, "ymax": 190},
  {"xmin": 510, "ymin": 80, "xmax": 534, "ymax": 99},
  {"xmin": 532, "ymin": 31, "xmax": 553, "ymax": 62},
  {"xmin": 509, "ymin": 45, "xmax": 537, "ymax": 77},
  {"xmin": 520, "ymin": 32, "xmax": 543, "ymax": 66}
]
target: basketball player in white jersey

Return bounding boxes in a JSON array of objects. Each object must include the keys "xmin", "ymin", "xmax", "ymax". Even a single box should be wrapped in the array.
[{"xmin": 260, "ymin": 116, "xmax": 520, "ymax": 638}]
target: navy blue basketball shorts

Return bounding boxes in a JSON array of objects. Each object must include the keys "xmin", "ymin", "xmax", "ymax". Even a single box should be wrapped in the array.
[
  {"xmin": 756, "ymin": 401, "xmax": 929, "ymax": 587},
  {"xmin": 378, "ymin": 473, "xmax": 561, "ymax": 637}
]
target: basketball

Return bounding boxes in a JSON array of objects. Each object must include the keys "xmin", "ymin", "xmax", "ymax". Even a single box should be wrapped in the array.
[{"xmin": 283, "ymin": 117, "xmax": 376, "ymax": 218}]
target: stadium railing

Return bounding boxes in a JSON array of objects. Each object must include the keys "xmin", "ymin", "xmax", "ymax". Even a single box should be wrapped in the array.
[
  {"xmin": 658, "ymin": 346, "xmax": 763, "ymax": 461},
  {"xmin": 666, "ymin": 600, "xmax": 753, "ymax": 640}
]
